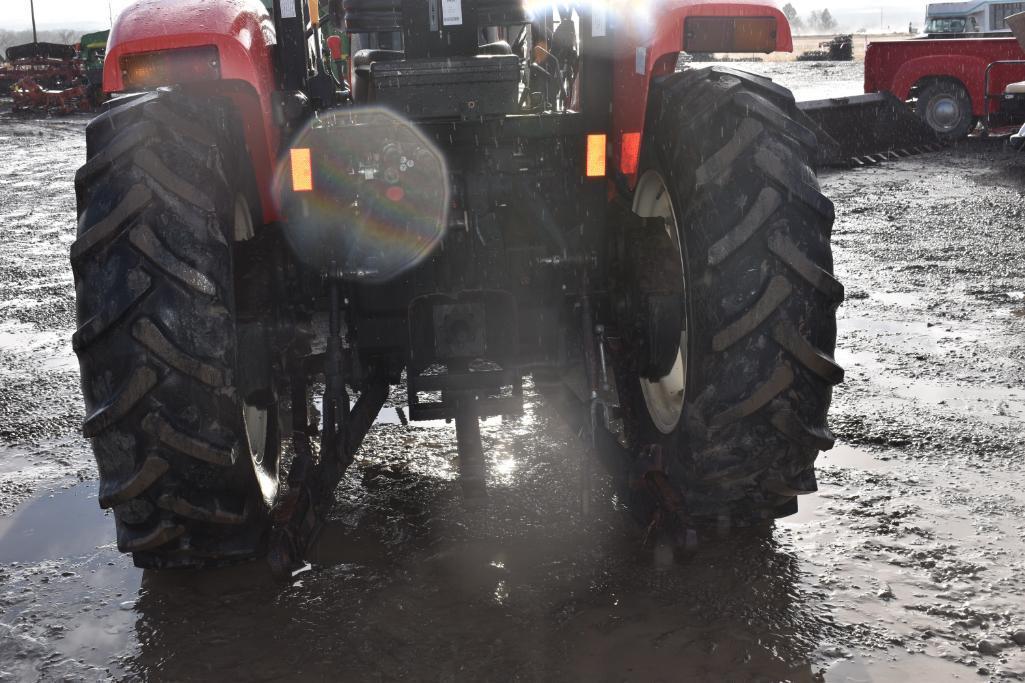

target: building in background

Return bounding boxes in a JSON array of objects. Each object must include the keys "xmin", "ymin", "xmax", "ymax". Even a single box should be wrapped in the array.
[{"xmin": 925, "ymin": 1, "xmax": 1025, "ymax": 34}]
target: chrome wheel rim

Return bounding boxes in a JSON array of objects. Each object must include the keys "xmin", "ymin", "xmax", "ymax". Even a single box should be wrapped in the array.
[{"xmin": 927, "ymin": 95, "xmax": 962, "ymax": 133}]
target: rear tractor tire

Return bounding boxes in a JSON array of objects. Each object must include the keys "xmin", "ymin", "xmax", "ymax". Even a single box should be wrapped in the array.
[
  {"xmin": 616, "ymin": 67, "xmax": 843, "ymax": 529},
  {"xmin": 72, "ymin": 90, "xmax": 280, "ymax": 568}
]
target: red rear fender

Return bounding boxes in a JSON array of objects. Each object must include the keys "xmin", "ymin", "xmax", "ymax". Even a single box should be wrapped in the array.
[
  {"xmin": 104, "ymin": 0, "xmax": 280, "ymax": 221},
  {"xmin": 610, "ymin": 1, "xmax": 792, "ymax": 189}
]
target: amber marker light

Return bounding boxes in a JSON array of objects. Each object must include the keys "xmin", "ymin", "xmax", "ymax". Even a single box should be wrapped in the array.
[
  {"xmin": 586, "ymin": 133, "xmax": 607, "ymax": 178},
  {"xmin": 290, "ymin": 148, "xmax": 313, "ymax": 192}
]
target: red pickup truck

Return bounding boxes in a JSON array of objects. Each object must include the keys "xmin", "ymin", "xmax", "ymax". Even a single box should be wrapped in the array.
[{"xmin": 864, "ymin": 36, "xmax": 1025, "ymax": 139}]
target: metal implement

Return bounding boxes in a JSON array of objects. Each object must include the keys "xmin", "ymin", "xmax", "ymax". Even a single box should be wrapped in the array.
[
  {"xmin": 268, "ymin": 375, "xmax": 388, "ymax": 578},
  {"xmin": 11, "ymin": 77, "xmax": 92, "ymax": 115},
  {"xmin": 268, "ymin": 279, "xmax": 389, "ymax": 578},
  {"xmin": 796, "ymin": 34, "xmax": 854, "ymax": 62},
  {"xmin": 799, "ymin": 93, "xmax": 942, "ymax": 167},
  {"xmin": 454, "ymin": 397, "xmax": 488, "ymax": 502},
  {"xmin": 981, "ymin": 59, "xmax": 1025, "ymax": 134},
  {"xmin": 578, "ymin": 280, "xmax": 599, "ymax": 516}
]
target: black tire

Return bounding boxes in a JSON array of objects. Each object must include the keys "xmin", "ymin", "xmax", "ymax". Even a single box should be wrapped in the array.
[
  {"xmin": 72, "ymin": 89, "xmax": 280, "ymax": 568},
  {"xmin": 616, "ymin": 67, "xmax": 843, "ymax": 526},
  {"xmin": 916, "ymin": 80, "xmax": 974, "ymax": 141}
]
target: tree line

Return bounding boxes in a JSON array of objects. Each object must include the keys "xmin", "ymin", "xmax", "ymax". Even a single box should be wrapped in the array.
[{"xmin": 782, "ymin": 3, "xmax": 839, "ymax": 33}]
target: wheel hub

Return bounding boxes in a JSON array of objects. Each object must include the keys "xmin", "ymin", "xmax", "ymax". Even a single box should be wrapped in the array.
[{"xmin": 927, "ymin": 95, "xmax": 961, "ymax": 132}]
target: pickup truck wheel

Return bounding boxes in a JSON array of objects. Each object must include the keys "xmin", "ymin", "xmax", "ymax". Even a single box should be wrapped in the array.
[
  {"xmin": 616, "ymin": 67, "xmax": 843, "ymax": 529},
  {"xmin": 72, "ymin": 90, "xmax": 280, "ymax": 569},
  {"xmin": 917, "ymin": 80, "xmax": 973, "ymax": 140}
]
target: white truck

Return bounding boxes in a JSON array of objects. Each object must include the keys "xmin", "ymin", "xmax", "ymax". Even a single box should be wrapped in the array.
[{"xmin": 925, "ymin": 1, "xmax": 1024, "ymax": 34}]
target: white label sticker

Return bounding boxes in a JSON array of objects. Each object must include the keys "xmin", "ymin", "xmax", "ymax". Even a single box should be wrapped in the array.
[
  {"xmin": 281, "ymin": 0, "xmax": 297, "ymax": 19},
  {"xmin": 592, "ymin": 4, "xmax": 607, "ymax": 37},
  {"xmin": 635, "ymin": 47, "xmax": 647, "ymax": 75},
  {"xmin": 442, "ymin": 0, "xmax": 463, "ymax": 26}
]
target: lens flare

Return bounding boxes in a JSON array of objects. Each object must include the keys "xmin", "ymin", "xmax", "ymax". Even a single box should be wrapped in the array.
[{"xmin": 273, "ymin": 108, "xmax": 450, "ymax": 283}]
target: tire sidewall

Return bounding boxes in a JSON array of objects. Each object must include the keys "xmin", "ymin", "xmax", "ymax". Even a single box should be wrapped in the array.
[{"xmin": 73, "ymin": 89, "xmax": 281, "ymax": 566}]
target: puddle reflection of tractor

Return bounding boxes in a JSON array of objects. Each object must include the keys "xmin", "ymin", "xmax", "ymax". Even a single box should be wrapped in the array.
[{"xmin": 71, "ymin": 0, "xmax": 842, "ymax": 574}]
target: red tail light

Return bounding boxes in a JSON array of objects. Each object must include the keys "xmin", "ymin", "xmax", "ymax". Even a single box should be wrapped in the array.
[
  {"xmin": 620, "ymin": 132, "xmax": 641, "ymax": 175},
  {"xmin": 120, "ymin": 46, "xmax": 220, "ymax": 90}
]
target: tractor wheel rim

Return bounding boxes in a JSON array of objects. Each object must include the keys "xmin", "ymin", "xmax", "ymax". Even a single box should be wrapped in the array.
[
  {"xmin": 243, "ymin": 396, "xmax": 277, "ymax": 504},
  {"xmin": 244, "ymin": 403, "xmax": 269, "ymax": 465},
  {"xmin": 632, "ymin": 170, "xmax": 688, "ymax": 435},
  {"xmin": 928, "ymin": 95, "xmax": 961, "ymax": 132},
  {"xmin": 234, "ymin": 193, "xmax": 278, "ymax": 503},
  {"xmin": 234, "ymin": 193, "xmax": 256, "ymax": 241}
]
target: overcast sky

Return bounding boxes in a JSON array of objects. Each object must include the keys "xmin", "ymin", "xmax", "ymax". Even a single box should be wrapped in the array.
[{"xmin": 1, "ymin": 0, "xmax": 930, "ymax": 32}]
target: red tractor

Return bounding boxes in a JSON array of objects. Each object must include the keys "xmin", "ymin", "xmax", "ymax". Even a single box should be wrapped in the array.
[{"xmin": 72, "ymin": 0, "xmax": 842, "ymax": 571}]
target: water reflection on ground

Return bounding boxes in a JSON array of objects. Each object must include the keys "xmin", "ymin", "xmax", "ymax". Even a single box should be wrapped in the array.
[{"xmin": 0, "ymin": 397, "xmax": 829, "ymax": 681}]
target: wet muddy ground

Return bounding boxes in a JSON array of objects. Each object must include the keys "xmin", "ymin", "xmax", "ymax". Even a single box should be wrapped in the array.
[{"xmin": 1, "ymin": 63, "xmax": 1025, "ymax": 681}]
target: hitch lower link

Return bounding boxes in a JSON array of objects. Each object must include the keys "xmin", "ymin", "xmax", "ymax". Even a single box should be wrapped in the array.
[
  {"xmin": 577, "ymin": 271, "xmax": 616, "ymax": 517},
  {"xmin": 268, "ymin": 279, "xmax": 387, "ymax": 579},
  {"xmin": 579, "ymin": 311, "xmax": 695, "ymax": 548}
]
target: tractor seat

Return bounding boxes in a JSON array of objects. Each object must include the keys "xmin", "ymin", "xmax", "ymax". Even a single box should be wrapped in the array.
[
  {"xmin": 352, "ymin": 48, "xmax": 405, "ymax": 69},
  {"xmin": 352, "ymin": 44, "xmax": 514, "ymax": 103},
  {"xmin": 479, "ymin": 41, "xmax": 512, "ymax": 56},
  {"xmin": 1005, "ymin": 81, "xmax": 1025, "ymax": 95},
  {"xmin": 352, "ymin": 48, "xmax": 405, "ymax": 102},
  {"xmin": 352, "ymin": 43, "xmax": 510, "ymax": 67}
]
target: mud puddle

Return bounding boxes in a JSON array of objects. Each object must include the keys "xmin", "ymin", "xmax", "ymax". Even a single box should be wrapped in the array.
[
  {"xmin": 1, "ymin": 429, "xmax": 1022, "ymax": 680},
  {"xmin": 0, "ymin": 482, "xmax": 111, "ymax": 564}
]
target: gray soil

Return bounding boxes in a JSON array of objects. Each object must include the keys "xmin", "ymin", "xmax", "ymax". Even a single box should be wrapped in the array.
[{"xmin": 1, "ymin": 62, "xmax": 1025, "ymax": 681}]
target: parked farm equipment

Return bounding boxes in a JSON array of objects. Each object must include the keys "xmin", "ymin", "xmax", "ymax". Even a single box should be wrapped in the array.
[
  {"xmin": 1, "ymin": 36, "xmax": 107, "ymax": 114},
  {"xmin": 79, "ymin": 30, "xmax": 110, "ymax": 107},
  {"xmin": 11, "ymin": 77, "xmax": 92, "ymax": 114},
  {"xmin": 799, "ymin": 93, "xmax": 942, "ymax": 166},
  {"xmin": 797, "ymin": 34, "xmax": 854, "ymax": 61},
  {"xmin": 0, "ymin": 42, "xmax": 80, "ymax": 94}
]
